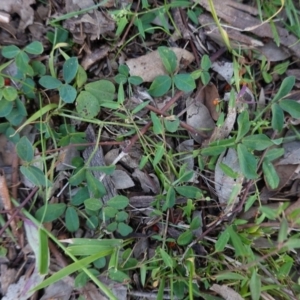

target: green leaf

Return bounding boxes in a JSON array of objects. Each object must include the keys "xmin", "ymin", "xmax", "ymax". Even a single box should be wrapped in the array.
[
  {"xmin": 69, "ymin": 168, "xmax": 86, "ymax": 186},
  {"xmin": 272, "ymin": 76, "xmax": 295, "ymax": 102},
  {"xmin": 160, "ymin": 248, "xmax": 174, "ymax": 268},
  {"xmin": 85, "ymin": 80, "xmax": 115, "ymax": 101},
  {"xmin": 3, "ymin": 86, "xmax": 18, "ymax": 101},
  {"xmin": 63, "ymin": 57, "xmax": 79, "ymax": 83},
  {"xmin": 114, "ymin": 74, "xmax": 127, "ymax": 85},
  {"xmin": 227, "ymin": 225, "xmax": 246, "ymax": 257},
  {"xmin": 131, "ymin": 100, "xmax": 150, "ymax": 114},
  {"xmin": 264, "ymin": 148, "xmax": 284, "ymax": 162},
  {"xmin": 285, "ymin": 239, "xmax": 300, "ymax": 250},
  {"xmin": 118, "ymin": 64, "xmax": 129, "ymax": 76},
  {"xmin": 237, "ymin": 144, "xmax": 257, "ymax": 179},
  {"xmin": 59, "ymin": 84, "xmax": 77, "ymax": 103},
  {"xmin": 39, "ymin": 76, "xmax": 62, "ymax": 89},
  {"xmin": 32, "ymin": 61, "xmax": 46, "ymax": 76},
  {"xmin": 153, "ymin": 142, "xmax": 164, "ymax": 167},
  {"xmin": 24, "ymin": 41, "xmax": 43, "ymax": 55},
  {"xmin": 175, "ymin": 186, "xmax": 202, "ymax": 199},
  {"xmin": 116, "ymin": 16, "xmax": 128, "ymax": 36},
  {"xmin": 200, "ymin": 71, "xmax": 210, "ymax": 85},
  {"xmin": 0, "ymin": 99, "xmax": 13, "ymax": 117},
  {"xmin": 201, "ymin": 54, "xmax": 211, "ymax": 70},
  {"xmin": 236, "ymin": 110, "xmax": 250, "ymax": 142},
  {"xmin": 15, "ymin": 51, "xmax": 33, "ymax": 76},
  {"xmin": 108, "ymin": 269, "xmax": 130, "ymax": 282},
  {"xmin": 128, "ymin": 76, "xmax": 143, "ymax": 85},
  {"xmin": 1, "ymin": 45, "xmax": 20, "ymax": 58},
  {"xmin": 107, "ymin": 195, "xmax": 129, "ymax": 209},
  {"xmin": 20, "ymin": 166, "xmax": 52, "ymax": 187},
  {"xmin": 215, "ymin": 229, "xmax": 230, "ymax": 252},
  {"xmin": 117, "ymin": 223, "xmax": 133, "ymax": 236},
  {"xmin": 278, "ymin": 218, "xmax": 288, "ymax": 243},
  {"xmin": 148, "ymin": 75, "xmax": 171, "ymax": 97},
  {"xmin": 87, "ymin": 165, "xmax": 116, "ymax": 175},
  {"xmin": 271, "ymin": 103, "xmax": 284, "ymax": 131},
  {"xmin": 16, "ymin": 136, "xmax": 34, "ymax": 162},
  {"xmin": 76, "ymin": 65, "xmax": 87, "ymax": 88},
  {"xmin": 262, "ymin": 160, "xmax": 279, "ymax": 189},
  {"xmin": 163, "ymin": 186, "xmax": 176, "ymax": 210},
  {"xmin": 250, "ymin": 270, "xmax": 261, "ymax": 300},
  {"xmin": 174, "ymin": 74, "xmax": 196, "ymax": 92},
  {"xmin": 190, "ymin": 216, "xmax": 202, "ymax": 230},
  {"xmin": 38, "ymin": 229, "xmax": 49, "ymax": 275},
  {"xmin": 273, "ymin": 60, "xmax": 289, "ymax": 75},
  {"xmin": 115, "ymin": 211, "xmax": 128, "ymax": 222},
  {"xmin": 279, "ymin": 99, "xmax": 300, "ymax": 118},
  {"xmin": 103, "ymin": 206, "xmax": 118, "ymax": 218},
  {"xmin": 158, "ymin": 46, "xmax": 177, "ymax": 74},
  {"xmin": 242, "ymin": 134, "xmax": 273, "ymax": 151},
  {"xmin": 164, "ymin": 117, "xmax": 180, "ymax": 133},
  {"xmin": 84, "ymin": 198, "xmax": 103, "ymax": 211},
  {"xmin": 151, "ymin": 111, "xmax": 163, "ymax": 134},
  {"xmin": 107, "ymin": 222, "xmax": 118, "ymax": 232},
  {"xmin": 71, "ymin": 187, "xmax": 89, "ymax": 206},
  {"xmin": 177, "ymin": 230, "xmax": 193, "ymax": 245},
  {"xmin": 76, "ymin": 91, "xmax": 100, "ymax": 119},
  {"xmin": 35, "ymin": 203, "xmax": 66, "ymax": 222},
  {"xmin": 65, "ymin": 207, "xmax": 79, "ymax": 232}
]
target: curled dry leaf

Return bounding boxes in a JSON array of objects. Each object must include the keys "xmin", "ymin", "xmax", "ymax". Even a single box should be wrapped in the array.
[
  {"xmin": 0, "ymin": 0, "xmax": 35, "ymax": 31},
  {"xmin": 132, "ymin": 169, "xmax": 160, "ymax": 194},
  {"xmin": 186, "ymin": 93, "xmax": 215, "ymax": 144},
  {"xmin": 211, "ymin": 61, "xmax": 234, "ymax": 84},
  {"xmin": 204, "ymin": 83, "xmax": 221, "ymax": 121},
  {"xmin": 215, "ymin": 148, "xmax": 244, "ymax": 213},
  {"xmin": 126, "ymin": 47, "xmax": 194, "ymax": 82}
]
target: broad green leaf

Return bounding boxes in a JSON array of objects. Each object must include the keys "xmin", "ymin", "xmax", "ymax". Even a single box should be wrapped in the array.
[
  {"xmin": 262, "ymin": 160, "xmax": 279, "ymax": 189},
  {"xmin": 116, "ymin": 16, "xmax": 128, "ymax": 36},
  {"xmin": 65, "ymin": 207, "xmax": 80, "ymax": 232},
  {"xmin": 242, "ymin": 134, "xmax": 273, "ymax": 151},
  {"xmin": 114, "ymin": 74, "xmax": 127, "ymax": 84},
  {"xmin": 236, "ymin": 110, "xmax": 250, "ymax": 142},
  {"xmin": 177, "ymin": 230, "xmax": 193, "ymax": 245},
  {"xmin": 285, "ymin": 239, "xmax": 300, "ymax": 250},
  {"xmin": 190, "ymin": 216, "xmax": 202, "ymax": 230},
  {"xmin": 115, "ymin": 211, "xmax": 128, "ymax": 222},
  {"xmin": 3, "ymin": 86, "xmax": 18, "ymax": 101},
  {"xmin": 227, "ymin": 225, "xmax": 246, "ymax": 257},
  {"xmin": 201, "ymin": 145, "xmax": 226, "ymax": 156},
  {"xmin": 39, "ymin": 75, "xmax": 62, "ymax": 89},
  {"xmin": 118, "ymin": 64, "xmax": 129, "ymax": 76},
  {"xmin": 76, "ymin": 65, "xmax": 87, "ymax": 88},
  {"xmin": 20, "ymin": 165, "xmax": 52, "ymax": 187},
  {"xmin": 128, "ymin": 76, "xmax": 143, "ymax": 85},
  {"xmin": 174, "ymin": 74, "xmax": 196, "ymax": 92},
  {"xmin": 24, "ymin": 41, "xmax": 43, "ymax": 54},
  {"xmin": 237, "ymin": 144, "xmax": 257, "ymax": 179},
  {"xmin": 22, "ymin": 78, "xmax": 36, "ymax": 99},
  {"xmin": 76, "ymin": 91, "xmax": 100, "ymax": 118},
  {"xmin": 16, "ymin": 136, "xmax": 34, "ymax": 162},
  {"xmin": 271, "ymin": 103, "xmax": 284, "ymax": 131},
  {"xmin": 151, "ymin": 111, "xmax": 163, "ymax": 134},
  {"xmin": 107, "ymin": 221, "xmax": 118, "ymax": 232},
  {"xmin": 108, "ymin": 269, "xmax": 130, "ymax": 282},
  {"xmin": 259, "ymin": 206, "xmax": 277, "ymax": 220},
  {"xmin": 63, "ymin": 57, "xmax": 79, "ymax": 83},
  {"xmin": 153, "ymin": 142, "xmax": 164, "ymax": 167},
  {"xmin": 201, "ymin": 54, "xmax": 211, "ymax": 70},
  {"xmin": 175, "ymin": 186, "xmax": 202, "ymax": 199},
  {"xmin": 160, "ymin": 248, "xmax": 174, "ymax": 268},
  {"xmin": 250, "ymin": 270, "xmax": 261, "ymax": 300},
  {"xmin": 131, "ymin": 100, "xmax": 150, "ymax": 114},
  {"xmin": 0, "ymin": 99, "xmax": 13, "ymax": 117},
  {"xmin": 103, "ymin": 206, "xmax": 118, "ymax": 218},
  {"xmin": 84, "ymin": 198, "xmax": 102, "ymax": 211},
  {"xmin": 85, "ymin": 80, "xmax": 115, "ymax": 101},
  {"xmin": 35, "ymin": 203, "xmax": 66, "ymax": 222},
  {"xmin": 59, "ymin": 84, "xmax": 77, "ymax": 103},
  {"xmin": 69, "ymin": 167, "xmax": 86, "ymax": 186},
  {"xmin": 86, "ymin": 171, "xmax": 101, "ymax": 198},
  {"xmin": 158, "ymin": 46, "xmax": 177, "ymax": 74},
  {"xmin": 273, "ymin": 60, "xmax": 289, "ymax": 75},
  {"xmin": 163, "ymin": 186, "xmax": 176, "ymax": 210},
  {"xmin": 164, "ymin": 117, "xmax": 180, "ymax": 133},
  {"xmin": 215, "ymin": 229, "xmax": 230, "ymax": 252},
  {"xmin": 1, "ymin": 45, "xmax": 20, "ymax": 58},
  {"xmin": 279, "ymin": 99, "xmax": 300, "ymax": 118},
  {"xmin": 148, "ymin": 75, "xmax": 171, "ymax": 97},
  {"xmin": 117, "ymin": 223, "xmax": 133, "ymax": 236},
  {"xmin": 107, "ymin": 195, "xmax": 129, "ymax": 209},
  {"xmin": 32, "ymin": 61, "xmax": 46, "ymax": 76},
  {"xmin": 200, "ymin": 71, "xmax": 210, "ymax": 85},
  {"xmin": 264, "ymin": 148, "xmax": 284, "ymax": 162},
  {"xmin": 272, "ymin": 76, "xmax": 295, "ymax": 102},
  {"xmin": 219, "ymin": 163, "xmax": 238, "ymax": 179},
  {"xmin": 15, "ymin": 51, "xmax": 33, "ymax": 76},
  {"xmin": 71, "ymin": 187, "xmax": 89, "ymax": 206}
]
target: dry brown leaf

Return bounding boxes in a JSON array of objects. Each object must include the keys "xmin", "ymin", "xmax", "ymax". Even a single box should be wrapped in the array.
[
  {"xmin": 210, "ymin": 284, "xmax": 244, "ymax": 300},
  {"xmin": 204, "ymin": 83, "xmax": 221, "ymax": 121},
  {"xmin": 186, "ymin": 90, "xmax": 215, "ymax": 144},
  {"xmin": 111, "ymin": 169, "xmax": 135, "ymax": 189},
  {"xmin": 126, "ymin": 47, "xmax": 194, "ymax": 82},
  {"xmin": 257, "ymin": 41, "xmax": 291, "ymax": 61},
  {"xmin": 0, "ymin": 0, "xmax": 35, "ymax": 31}
]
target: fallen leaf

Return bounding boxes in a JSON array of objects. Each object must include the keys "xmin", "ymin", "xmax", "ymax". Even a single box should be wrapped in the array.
[
  {"xmin": 210, "ymin": 283, "xmax": 244, "ymax": 300},
  {"xmin": 111, "ymin": 169, "xmax": 135, "ymax": 189},
  {"xmin": 126, "ymin": 47, "xmax": 194, "ymax": 82},
  {"xmin": 204, "ymin": 83, "xmax": 221, "ymax": 120}
]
